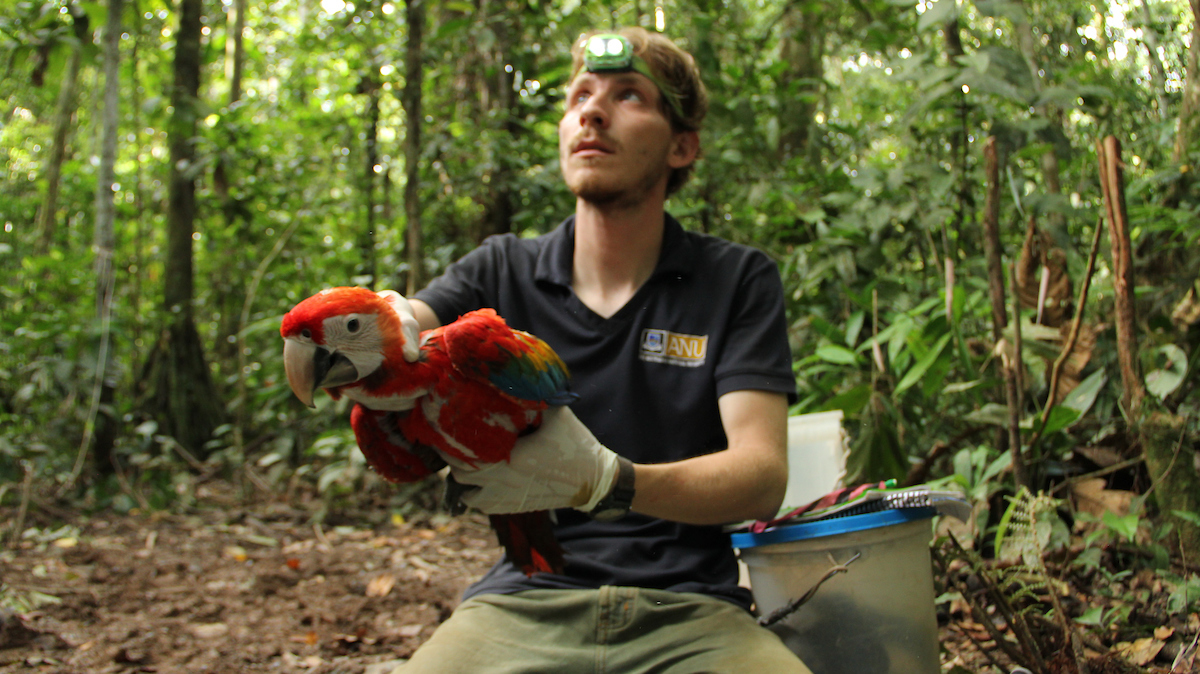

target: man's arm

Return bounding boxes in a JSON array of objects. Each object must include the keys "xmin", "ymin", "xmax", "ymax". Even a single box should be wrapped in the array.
[
  {"xmin": 410, "ymin": 298, "xmax": 442, "ymax": 332},
  {"xmin": 630, "ymin": 389, "xmax": 789, "ymax": 525}
]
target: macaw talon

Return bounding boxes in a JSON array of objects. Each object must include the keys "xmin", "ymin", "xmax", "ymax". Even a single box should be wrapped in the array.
[{"xmin": 442, "ymin": 474, "xmax": 471, "ymax": 516}]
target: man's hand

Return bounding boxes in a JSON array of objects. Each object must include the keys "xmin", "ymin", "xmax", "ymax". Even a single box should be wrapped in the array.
[{"xmin": 447, "ymin": 407, "xmax": 621, "ymax": 515}]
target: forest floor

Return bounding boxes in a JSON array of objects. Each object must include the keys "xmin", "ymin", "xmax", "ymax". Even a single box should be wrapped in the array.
[{"xmin": 0, "ymin": 482, "xmax": 1195, "ymax": 674}]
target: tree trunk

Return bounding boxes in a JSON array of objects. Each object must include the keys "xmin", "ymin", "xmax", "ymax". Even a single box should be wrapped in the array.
[
  {"xmin": 943, "ymin": 17, "xmax": 971, "ymax": 259},
  {"xmin": 213, "ymin": 0, "xmax": 249, "ymax": 367},
  {"xmin": 1136, "ymin": 0, "xmax": 1170, "ymax": 117},
  {"xmin": 1141, "ymin": 413, "xmax": 1200, "ymax": 562},
  {"xmin": 361, "ymin": 78, "xmax": 381, "ymax": 287},
  {"xmin": 1011, "ymin": 0, "xmax": 1069, "ymax": 243},
  {"xmin": 403, "ymin": 0, "xmax": 425, "ymax": 295},
  {"xmin": 1167, "ymin": 0, "xmax": 1200, "ymax": 206},
  {"xmin": 480, "ymin": 6, "xmax": 518, "ymax": 240},
  {"xmin": 982, "ymin": 138, "xmax": 1030, "ymax": 489},
  {"xmin": 777, "ymin": 4, "xmax": 824, "ymax": 161},
  {"xmin": 144, "ymin": 0, "xmax": 226, "ymax": 456},
  {"xmin": 225, "ymin": 0, "xmax": 246, "ymax": 103},
  {"xmin": 88, "ymin": 0, "xmax": 123, "ymax": 476},
  {"xmin": 34, "ymin": 6, "xmax": 89, "ymax": 254},
  {"xmin": 128, "ymin": 5, "xmax": 148, "ymax": 354}
]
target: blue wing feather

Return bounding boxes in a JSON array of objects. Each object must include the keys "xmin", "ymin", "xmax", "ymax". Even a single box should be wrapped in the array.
[{"xmin": 442, "ymin": 310, "xmax": 578, "ymax": 405}]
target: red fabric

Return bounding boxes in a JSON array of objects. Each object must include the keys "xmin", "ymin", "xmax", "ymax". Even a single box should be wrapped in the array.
[{"xmin": 748, "ymin": 481, "xmax": 891, "ymax": 534}]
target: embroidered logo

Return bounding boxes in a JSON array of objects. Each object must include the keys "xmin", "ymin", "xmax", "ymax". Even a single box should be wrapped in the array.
[{"xmin": 639, "ymin": 329, "xmax": 708, "ymax": 367}]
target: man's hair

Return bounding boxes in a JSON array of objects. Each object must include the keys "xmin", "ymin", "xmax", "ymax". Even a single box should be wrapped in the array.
[{"xmin": 570, "ymin": 27, "xmax": 709, "ymax": 196}]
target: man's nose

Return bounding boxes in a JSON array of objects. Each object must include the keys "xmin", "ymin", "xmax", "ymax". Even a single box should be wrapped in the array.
[{"xmin": 577, "ymin": 97, "xmax": 609, "ymax": 129}]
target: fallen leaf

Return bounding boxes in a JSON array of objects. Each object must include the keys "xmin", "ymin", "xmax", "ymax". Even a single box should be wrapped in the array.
[
  {"xmin": 191, "ymin": 622, "xmax": 230, "ymax": 639},
  {"xmin": 52, "ymin": 537, "xmax": 77, "ymax": 549},
  {"xmin": 396, "ymin": 624, "xmax": 423, "ymax": 638},
  {"xmin": 1071, "ymin": 479, "xmax": 1134, "ymax": 518},
  {"xmin": 1114, "ymin": 637, "xmax": 1164, "ymax": 666},
  {"xmin": 289, "ymin": 631, "xmax": 319, "ymax": 646},
  {"xmin": 366, "ymin": 574, "xmax": 396, "ymax": 598},
  {"xmin": 1074, "ymin": 446, "xmax": 1124, "ymax": 468},
  {"xmin": 223, "ymin": 545, "xmax": 248, "ymax": 562},
  {"xmin": 1171, "ymin": 286, "xmax": 1200, "ymax": 329},
  {"xmin": 285, "ymin": 558, "xmax": 301, "ymax": 570},
  {"xmin": 408, "ymin": 555, "xmax": 435, "ymax": 571},
  {"xmin": 1155, "ymin": 626, "xmax": 1175, "ymax": 640},
  {"xmin": 1015, "ymin": 219, "xmax": 1071, "ymax": 327}
]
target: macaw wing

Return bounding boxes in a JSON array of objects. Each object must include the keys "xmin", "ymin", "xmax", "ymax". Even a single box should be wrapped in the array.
[
  {"xmin": 350, "ymin": 404, "xmax": 447, "ymax": 483},
  {"xmin": 441, "ymin": 309, "xmax": 577, "ymax": 405}
]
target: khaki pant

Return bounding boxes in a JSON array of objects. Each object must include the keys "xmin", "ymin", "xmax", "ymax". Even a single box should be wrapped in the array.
[{"xmin": 395, "ymin": 586, "xmax": 813, "ymax": 674}]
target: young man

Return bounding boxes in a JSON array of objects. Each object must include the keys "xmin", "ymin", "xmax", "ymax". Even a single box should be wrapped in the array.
[{"xmin": 398, "ymin": 27, "xmax": 811, "ymax": 673}]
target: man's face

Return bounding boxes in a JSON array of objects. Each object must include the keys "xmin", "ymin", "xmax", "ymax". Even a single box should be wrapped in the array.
[{"xmin": 558, "ymin": 71, "xmax": 687, "ymax": 206}]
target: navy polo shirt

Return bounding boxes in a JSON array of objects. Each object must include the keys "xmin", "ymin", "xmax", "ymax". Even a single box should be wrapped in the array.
[{"xmin": 414, "ymin": 214, "xmax": 796, "ymax": 610}]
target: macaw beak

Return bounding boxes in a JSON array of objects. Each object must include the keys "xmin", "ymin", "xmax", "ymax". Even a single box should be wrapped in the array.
[{"xmin": 283, "ymin": 338, "xmax": 361, "ymax": 408}]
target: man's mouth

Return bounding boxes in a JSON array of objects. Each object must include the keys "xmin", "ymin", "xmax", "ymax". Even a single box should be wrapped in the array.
[{"xmin": 572, "ymin": 137, "xmax": 614, "ymax": 156}]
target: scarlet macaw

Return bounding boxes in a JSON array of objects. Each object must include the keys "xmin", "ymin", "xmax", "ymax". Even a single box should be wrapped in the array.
[{"xmin": 280, "ymin": 287, "xmax": 575, "ymax": 575}]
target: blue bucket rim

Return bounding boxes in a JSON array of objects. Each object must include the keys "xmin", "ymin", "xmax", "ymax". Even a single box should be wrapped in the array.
[{"xmin": 731, "ymin": 506, "xmax": 937, "ymax": 549}]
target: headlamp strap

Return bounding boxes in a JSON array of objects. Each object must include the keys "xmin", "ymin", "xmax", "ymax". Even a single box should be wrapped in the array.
[{"xmin": 581, "ymin": 34, "xmax": 684, "ymax": 119}]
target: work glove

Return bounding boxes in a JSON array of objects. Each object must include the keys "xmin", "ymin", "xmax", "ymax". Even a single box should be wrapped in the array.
[{"xmin": 445, "ymin": 406, "xmax": 622, "ymax": 515}]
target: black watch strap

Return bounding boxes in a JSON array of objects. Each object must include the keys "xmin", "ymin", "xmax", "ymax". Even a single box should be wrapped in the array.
[{"xmin": 588, "ymin": 455, "xmax": 636, "ymax": 522}]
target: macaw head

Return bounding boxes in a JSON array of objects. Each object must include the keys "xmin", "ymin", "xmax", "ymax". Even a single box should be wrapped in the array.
[{"xmin": 280, "ymin": 287, "xmax": 422, "ymax": 407}]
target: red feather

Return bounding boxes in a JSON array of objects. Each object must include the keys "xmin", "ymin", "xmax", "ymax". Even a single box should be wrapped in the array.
[{"xmin": 282, "ymin": 288, "xmax": 571, "ymax": 575}]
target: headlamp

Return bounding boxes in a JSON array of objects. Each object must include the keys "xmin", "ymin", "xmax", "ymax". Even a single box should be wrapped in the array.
[{"xmin": 581, "ymin": 33, "xmax": 683, "ymax": 119}]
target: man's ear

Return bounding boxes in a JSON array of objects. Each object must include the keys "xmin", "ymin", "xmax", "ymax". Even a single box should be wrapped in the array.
[{"xmin": 668, "ymin": 130, "xmax": 699, "ymax": 168}]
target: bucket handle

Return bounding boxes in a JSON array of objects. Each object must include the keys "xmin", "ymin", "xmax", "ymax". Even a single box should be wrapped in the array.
[{"xmin": 756, "ymin": 551, "xmax": 862, "ymax": 628}]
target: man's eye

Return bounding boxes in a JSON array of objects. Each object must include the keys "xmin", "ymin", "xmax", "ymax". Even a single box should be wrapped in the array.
[
  {"xmin": 619, "ymin": 90, "xmax": 645, "ymax": 102},
  {"xmin": 573, "ymin": 91, "xmax": 591, "ymax": 105}
]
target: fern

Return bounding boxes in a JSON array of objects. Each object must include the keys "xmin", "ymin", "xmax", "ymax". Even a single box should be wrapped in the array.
[
  {"xmin": 994, "ymin": 487, "xmax": 1061, "ymax": 566},
  {"xmin": 934, "ymin": 489, "xmax": 1096, "ymax": 674}
]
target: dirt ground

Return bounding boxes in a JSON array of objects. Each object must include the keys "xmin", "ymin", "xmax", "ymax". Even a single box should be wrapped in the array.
[{"xmin": 0, "ymin": 484, "xmax": 1194, "ymax": 674}]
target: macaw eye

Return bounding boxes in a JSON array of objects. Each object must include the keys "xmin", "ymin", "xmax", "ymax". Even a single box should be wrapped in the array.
[
  {"xmin": 301, "ymin": 328, "xmax": 312, "ymax": 339},
  {"xmin": 347, "ymin": 318, "xmax": 360, "ymax": 333}
]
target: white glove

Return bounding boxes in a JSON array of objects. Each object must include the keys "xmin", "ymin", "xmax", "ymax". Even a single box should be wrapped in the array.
[
  {"xmin": 375, "ymin": 290, "xmax": 421, "ymax": 362},
  {"xmin": 447, "ymin": 407, "xmax": 622, "ymax": 515}
]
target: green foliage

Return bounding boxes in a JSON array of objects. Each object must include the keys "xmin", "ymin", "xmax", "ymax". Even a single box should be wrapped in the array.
[{"xmin": 0, "ymin": 0, "xmax": 1197, "ymax": 545}]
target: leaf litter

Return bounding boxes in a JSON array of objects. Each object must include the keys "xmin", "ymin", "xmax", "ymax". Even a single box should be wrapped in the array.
[{"xmin": 0, "ymin": 484, "xmax": 1195, "ymax": 673}]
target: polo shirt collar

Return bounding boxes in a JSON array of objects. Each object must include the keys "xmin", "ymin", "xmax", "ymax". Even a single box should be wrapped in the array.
[{"xmin": 534, "ymin": 213, "xmax": 695, "ymax": 288}]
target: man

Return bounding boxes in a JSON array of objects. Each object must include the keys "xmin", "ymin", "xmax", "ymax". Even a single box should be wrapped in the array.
[{"xmin": 398, "ymin": 27, "xmax": 811, "ymax": 673}]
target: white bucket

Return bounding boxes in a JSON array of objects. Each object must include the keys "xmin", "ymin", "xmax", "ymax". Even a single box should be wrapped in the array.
[{"xmin": 732, "ymin": 508, "xmax": 940, "ymax": 674}]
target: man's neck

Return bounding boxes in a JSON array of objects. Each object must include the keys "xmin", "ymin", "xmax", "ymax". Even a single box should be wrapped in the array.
[{"xmin": 571, "ymin": 197, "xmax": 666, "ymax": 319}]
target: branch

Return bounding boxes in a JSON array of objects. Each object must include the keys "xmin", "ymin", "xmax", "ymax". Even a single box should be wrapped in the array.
[
  {"xmin": 904, "ymin": 425, "xmax": 988, "ymax": 486},
  {"xmin": 1097, "ymin": 136, "xmax": 1145, "ymax": 417},
  {"xmin": 1028, "ymin": 217, "xmax": 1104, "ymax": 456},
  {"xmin": 234, "ymin": 217, "xmax": 303, "ymax": 458}
]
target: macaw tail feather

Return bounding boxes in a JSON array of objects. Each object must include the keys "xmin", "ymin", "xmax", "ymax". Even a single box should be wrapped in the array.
[{"xmin": 489, "ymin": 511, "xmax": 564, "ymax": 576}]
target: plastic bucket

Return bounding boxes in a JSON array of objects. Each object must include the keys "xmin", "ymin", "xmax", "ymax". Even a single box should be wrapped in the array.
[{"xmin": 731, "ymin": 508, "xmax": 939, "ymax": 674}]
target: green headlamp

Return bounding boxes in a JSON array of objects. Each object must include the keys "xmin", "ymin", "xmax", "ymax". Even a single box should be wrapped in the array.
[{"xmin": 581, "ymin": 33, "xmax": 684, "ymax": 120}]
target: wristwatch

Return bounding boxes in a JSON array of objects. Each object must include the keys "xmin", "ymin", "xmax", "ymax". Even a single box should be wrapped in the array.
[{"xmin": 588, "ymin": 455, "xmax": 636, "ymax": 522}]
